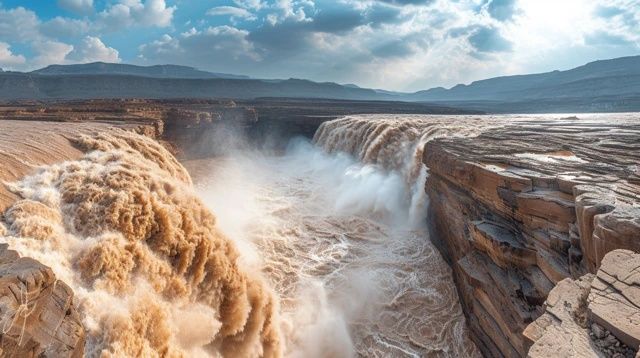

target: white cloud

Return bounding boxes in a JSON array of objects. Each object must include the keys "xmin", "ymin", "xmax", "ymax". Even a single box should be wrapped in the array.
[
  {"xmin": 98, "ymin": 0, "xmax": 175, "ymax": 30},
  {"xmin": 31, "ymin": 40, "xmax": 74, "ymax": 67},
  {"xmin": 0, "ymin": 7, "xmax": 77, "ymax": 70},
  {"xmin": 0, "ymin": 42, "xmax": 26, "ymax": 67},
  {"xmin": 139, "ymin": 26, "xmax": 260, "ymax": 68},
  {"xmin": 265, "ymin": 0, "xmax": 314, "ymax": 25},
  {"xmin": 1, "ymin": 0, "xmax": 639, "ymax": 90},
  {"xmin": 57, "ymin": 0, "xmax": 94, "ymax": 15},
  {"xmin": 207, "ymin": 6, "xmax": 257, "ymax": 21},
  {"xmin": 67, "ymin": 36, "xmax": 121, "ymax": 63},
  {"xmin": 234, "ymin": 0, "xmax": 267, "ymax": 11},
  {"xmin": 98, "ymin": 4, "xmax": 132, "ymax": 30},
  {"xmin": 0, "ymin": 7, "xmax": 40, "ymax": 42},
  {"xmin": 40, "ymin": 17, "xmax": 91, "ymax": 38}
]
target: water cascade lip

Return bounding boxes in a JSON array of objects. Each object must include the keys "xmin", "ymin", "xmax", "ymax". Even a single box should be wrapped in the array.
[
  {"xmin": 0, "ymin": 113, "xmax": 501, "ymax": 357},
  {"xmin": 187, "ymin": 116, "xmax": 485, "ymax": 357},
  {"xmin": 1, "ymin": 130, "xmax": 282, "ymax": 357}
]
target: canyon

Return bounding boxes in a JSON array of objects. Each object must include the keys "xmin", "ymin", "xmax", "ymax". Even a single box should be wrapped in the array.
[{"xmin": 0, "ymin": 100, "xmax": 638, "ymax": 357}]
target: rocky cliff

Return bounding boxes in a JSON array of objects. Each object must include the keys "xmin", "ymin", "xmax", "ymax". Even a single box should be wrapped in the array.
[
  {"xmin": 424, "ymin": 115, "xmax": 640, "ymax": 356},
  {"xmin": 2, "ymin": 105, "xmax": 639, "ymax": 357}
]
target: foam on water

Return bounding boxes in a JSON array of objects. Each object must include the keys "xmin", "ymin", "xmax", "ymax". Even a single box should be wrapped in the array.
[
  {"xmin": 0, "ymin": 114, "xmax": 500, "ymax": 357},
  {"xmin": 1, "ymin": 131, "xmax": 281, "ymax": 357},
  {"xmin": 189, "ymin": 134, "xmax": 479, "ymax": 357}
]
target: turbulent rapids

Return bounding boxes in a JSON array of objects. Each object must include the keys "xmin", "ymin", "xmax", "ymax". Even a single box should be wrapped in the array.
[
  {"xmin": 0, "ymin": 114, "xmax": 501, "ymax": 357},
  {"xmin": 1, "ymin": 131, "xmax": 280, "ymax": 357}
]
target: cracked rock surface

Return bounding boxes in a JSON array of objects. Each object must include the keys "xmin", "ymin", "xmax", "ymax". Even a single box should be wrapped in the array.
[
  {"xmin": 0, "ymin": 244, "xmax": 85, "ymax": 357},
  {"xmin": 526, "ymin": 249, "xmax": 639, "ymax": 358},
  {"xmin": 588, "ymin": 250, "xmax": 640, "ymax": 350}
]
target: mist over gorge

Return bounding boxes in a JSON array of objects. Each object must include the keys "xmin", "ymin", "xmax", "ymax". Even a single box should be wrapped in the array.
[
  {"xmin": 0, "ymin": 1, "xmax": 639, "ymax": 356},
  {"xmin": 1, "ymin": 104, "xmax": 638, "ymax": 357},
  {"xmin": 0, "ymin": 113, "xmax": 483, "ymax": 357}
]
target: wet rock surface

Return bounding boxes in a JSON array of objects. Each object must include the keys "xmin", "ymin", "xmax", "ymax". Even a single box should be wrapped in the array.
[
  {"xmin": 0, "ymin": 244, "xmax": 85, "ymax": 357},
  {"xmin": 424, "ymin": 115, "xmax": 640, "ymax": 357}
]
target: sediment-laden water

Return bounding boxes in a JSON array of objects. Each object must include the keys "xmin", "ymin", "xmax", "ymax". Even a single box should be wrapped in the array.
[
  {"xmin": 185, "ymin": 114, "xmax": 503, "ymax": 357},
  {"xmin": 0, "ymin": 114, "xmax": 498, "ymax": 357},
  {"xmin": 1, "ymin": 131, "xmax": 281, "ymax": 357}
]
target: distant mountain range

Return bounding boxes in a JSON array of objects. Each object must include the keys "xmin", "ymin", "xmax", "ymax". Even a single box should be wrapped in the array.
[
  {"xmin": 0, "ymin": 72, "xmax": 384, "ymax": 101},
  {"xmin": 408, "ymin": 55, "xmax": 640, "ymax": 102},
  {"xmin": 31, "ymin": 62, "xmax": 249, "ymax": 80},
  {"xmin": 1, "ymin": 56, "xmax": 639, "ymax": 113}
]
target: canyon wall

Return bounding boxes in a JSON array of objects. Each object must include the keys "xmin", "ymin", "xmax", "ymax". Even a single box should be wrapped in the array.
[{"xmin": 423, "ymin": 115, "xmax": 640, "ymax": 357}]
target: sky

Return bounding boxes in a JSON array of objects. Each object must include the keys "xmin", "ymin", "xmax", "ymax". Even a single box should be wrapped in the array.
[{"xmin": 0, "ymin": 0, "xmax": 638, "ymax": 91}]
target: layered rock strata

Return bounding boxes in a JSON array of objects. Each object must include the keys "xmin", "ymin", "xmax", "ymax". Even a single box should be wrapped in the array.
[
  {"xmin": 0, "ymin": 98, "xmax": 474, "ymax": 156},
  {"xmin": 424, "ymin": 115, "xmax": 640, "ymax": 357}
]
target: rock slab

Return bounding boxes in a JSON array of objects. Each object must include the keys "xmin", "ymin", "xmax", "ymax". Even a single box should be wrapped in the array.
[
  {"xmin": 0, "ymin": 244, "xmax": 84, "ymax": 357},
  {"xmin": 526, "ymin": 249, "xmax": 640, "ymax": 358},
  {"xmin": 588, "ymin": 250, "xmax": 640, "ymax": 349}
]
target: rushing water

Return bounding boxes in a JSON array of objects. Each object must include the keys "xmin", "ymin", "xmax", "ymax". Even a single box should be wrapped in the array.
[
  {"xmin": 186, "ymin": 135, "xmax": 478, "ymax": 357},
  {"xmin": 1, "ymin": 132, "xmax": 281, "ymax": 357},
  {"xmin": 0, "ymin": 114, "xmax": 499, "ymax": 357}
]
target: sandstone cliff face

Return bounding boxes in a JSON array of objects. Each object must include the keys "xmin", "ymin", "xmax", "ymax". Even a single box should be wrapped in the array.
[
  {"xmin": 162, "ymin": 102, "xmax": 258, "ymax": 157},
  {"xmin": 0, "ymin": 99, "xmax": 259, "ymax": 159},
  {"xmin": 424, "ymin": 116, "xmax": 640, "ymax": 357},
  {"xmin": 0, "ymin": 244, "xmax": 84, "ymax": 356}
]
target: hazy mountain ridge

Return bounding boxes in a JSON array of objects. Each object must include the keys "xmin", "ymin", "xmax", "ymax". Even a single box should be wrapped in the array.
[
  {"xmin": 1, "ymin": 56, "xmax": 639, "ymax": 112},
  {"xmin": 31, "ymin": 62, "xmax": 250, "ymax": 80},
  {"xmin": 0, "ymin": 72, "xmax": 389, "ymax": 101},
  {"xmin": 409, "ymin": 55, "xmax": 640, "ymax": 101}
]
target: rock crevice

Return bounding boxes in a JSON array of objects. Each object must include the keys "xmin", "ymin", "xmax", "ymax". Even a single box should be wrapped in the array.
[{"xmin": 526, "ymin": 249, "xmax": 640, "ymax": 358}]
